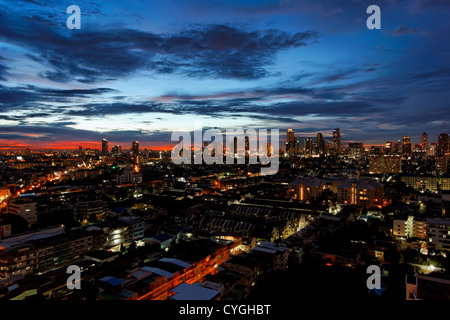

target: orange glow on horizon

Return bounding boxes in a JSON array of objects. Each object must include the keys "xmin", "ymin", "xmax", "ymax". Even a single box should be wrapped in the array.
[{"xmin": 0, "ymin": 140, "xmax": 175, "ymax": 151}]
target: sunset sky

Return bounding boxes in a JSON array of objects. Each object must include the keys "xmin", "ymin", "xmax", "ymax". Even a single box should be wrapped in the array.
[{"xmin": 0, "ymin": 0, "xmax": 449, "ymax": 150}]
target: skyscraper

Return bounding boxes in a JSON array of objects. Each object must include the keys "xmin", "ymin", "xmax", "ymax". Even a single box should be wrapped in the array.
[
  {"xmin": 112, "ymin": 145, "xmax": 122, "ymax": 156},
  {"xmin": 333, "ymin": 128, "xmax": 341, "ymax": 157},
  {"xmin": 421, "ymin": 132, "xmax": 429, "ymax": 152},
  {"xmin": 385, "ymin": 141, "xmax": 394, "ymax": 155},
  {"xmin": 102, "ymin": 138, "xmax": 108, "ymax": 155},
  {"xmin": 132, "ymin": 141, "xmax": 139, "ymax": 154},
  {"xmin": 286, "ymin": 128, "xmax": 296, "ymax": 157},
  {"xmin": 402, "ymin": 136, "xmax": 412, "ymax": 158},
  {"xmin": 437, "ymin": 133, "xmax": 449, "ymax": 157},
  {"xmin": 394, "ymin": 140, "xmax": 403, "ymax": 155},
  {"xmin": 316, "ymin": 133, "xmax": 324, "ymax": 155},
  {"xmin": 131, "ymin": 141, "xmax": 140, "ymax": 164},
  {"xmin": 304, "ymin": 138, "xmax": 312, "ymax": 157},
  {"xmin": 349, "ymin": 142, "xmax": 364, "ymax": 159}
]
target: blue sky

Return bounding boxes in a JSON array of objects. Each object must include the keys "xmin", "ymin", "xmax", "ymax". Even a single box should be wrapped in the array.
[{"xmin": 0, "ymin": 0, "xmax": 449, "ymax": 150}]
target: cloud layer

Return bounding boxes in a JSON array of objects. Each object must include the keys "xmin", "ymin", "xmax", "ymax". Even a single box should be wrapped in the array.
[{"xmin": 0, "ymin": 0, "xmax": 449, "ymax": 149}]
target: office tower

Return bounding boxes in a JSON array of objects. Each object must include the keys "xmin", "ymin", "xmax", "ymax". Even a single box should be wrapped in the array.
[
  {"xmin": 436, "ymin": 134, "xmax": 449, "ymax": 174},
  {"xmin": 436, "ymin": 156, "xmax": 448, "ymax": 174},
  {"xmin": 349, "ymin": 142, "xmax": 364, "ymax": 159},
  {"xmin": 369, "ymin": 155, "xmax": 402, "ymax": 174},
  {"xmin": 286, "ymin": 128, "xmax": 296, "ymax": 157},
  {"xmin": 131, "ymin": 141, "xmax": 140, "ymax": 164},
  {"xmin": 317, "ymin": 133, "xmax": 324, "ymax": 155},
  {"xmin": 421, "ymin": 132, "xmax": 429, "ymax": 151},
  {"xmin": 385, "ymin": 141, "xmax": 393, "ymax": 155},
  {"xmin": 437, "ymin": 133, "xmax": 449, "ymax": 157},
  {"xmin": 304, "ymin": 138, "xmax": 312, "ymax": 157},
  {"xmin": 428, "ymin": 143, "xmax": 436, "ymax": 157},
  {"xmin": 369, "ymin": 146, "xmax": 381, "ymax": 155},
  {"xmin": 333, "ymin": 128, "xmax": 341, "ymax": 157},
  {"xmin": 245, "ymin": 136, "xmax": 249, "ymax": 155},
  {"xmin": 102, "ymin": 138, "xmax": 108, "ymax": 155},
  {"xmin": 403, "ymin": 136, "xmax": 412, "ymax": 158},
  {"xmin": 266, "ymin": 141, "xmax": 272, "ymax": 157},
  {"xmin": 296, "ymin": 139, "xmax": 301, "ymax": 155},
  {"xmin": 132, "ymin": 141, "xmax": 139, "ymax": 154},
  {"xmin": 394, "ymin": 140, "xmax": 403, "ymax": 155},
  {"xmin": 412, "ymin": 144, "xmax": 426, "ymax": 163},
  {"xmin": 112, "ymin": 145, "xmax": 122, "ymax": 156}
]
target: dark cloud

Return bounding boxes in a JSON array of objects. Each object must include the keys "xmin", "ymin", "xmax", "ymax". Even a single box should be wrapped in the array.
[
  {"xmin": 269, "ymin": 100, "xmax": 382, "ymax": 117},
  {"xmin": 0, "ymin": 8, "xmax": 319, "ymax": 83},
  {"xmin": 0, "ymin": 123, "xmax": 168, "ymax": 144},
  {"xmin": 0, "ymin": 85, "xmax": 117, "ymax": 111},
  {"xmin": 387, "ymin": 25, "xmax": 423, "ymax": 36},
  {"xmin": 408, "ymin": 0, "xmax": 450, "ymax": 11},
  {"xmin": 0, "ymin": 64, "xmax": 10, "ymax": 81},
  {"xmin": 32, "ymin": 86, "xmax": 117, "ymax": 96},
  {"xmin": 413, "ymin": 68, "xmax": 450, "ymax": 80}
]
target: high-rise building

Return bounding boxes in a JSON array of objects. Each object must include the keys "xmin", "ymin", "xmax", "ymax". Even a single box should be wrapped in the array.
[
  {"xmin": 266, "ymin": 141, "xmax": 272, "ymax": 157},
  {"xmin": 349, "ymin": 142, "xmax": 364, "ymax": 159},
  {"xmin": 403, "ymin": 136, "xmax": 412, "ymax": 158},
  {"xmin": 369, "ymin": 155, "xmax": 402, "ymax": 174},
  {"xmin": 332, "ymin": 128, "xmax": 341, "ymax": 157},
  {"xmin": 369, "ymin": 146, "xmax": 381, "ymax": 155},
  {"xmin": 132, "ymin": 141, "xmax": 139, "ymax": 154},
  {"xmin": 286, "ymin": 128, "xmax": 296, "ymax": 157},
  {"xmin": 131, "ymin": 141, "xmax": 140, "ymax": 164},
  {"xmin": 245, "ymin": 136, "xmax": 250, "ymax": 156},
  {"xmin": 412, "ymin": 144, "xmax": 426, "ymax": 162},
  {"xmin": 385, "ymin": 141, "xmax": 394, "ymax": 155},
  {"xmin": 394, "ymin": 140, "xmax": 403, "ymax": 155},
  {"xmin": 102, "ymin": 138, "xmax": 108, "ymax": 155},
  {"xmin": 437, "ymin": 133, "xmax": 449, "ymax": 157},
  {"xmin": 436, "ymin": 156, "xmax": 448, "ymax": 174},
  {"xmin": 112, "ymin": 145, "xmax": 122, "ymax": 156},
  {"xmin": 421, "ymin": 132, "xmax": 429, "ymax": 152},
  {"xmin": 303, "ymin": 138, "xmax": 312, "ymax": 157},
  {"xmin": 316, "ymin": 133, "xmax": 324, "ymax": 155}
]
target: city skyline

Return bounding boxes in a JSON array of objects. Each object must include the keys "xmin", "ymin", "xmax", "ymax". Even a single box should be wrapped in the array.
[
  {"xmin": 0, "ymin": 0, "xmax": 449, "ymax": 150},
  {"xmin": 2, "ymin": 128, "xmax": 446, "ymax": 152}
]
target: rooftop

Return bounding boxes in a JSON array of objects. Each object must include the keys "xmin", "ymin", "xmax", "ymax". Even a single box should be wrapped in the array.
[{"xmin": 170, "ymin": 282, "xmax": 220, "ymax": 300}]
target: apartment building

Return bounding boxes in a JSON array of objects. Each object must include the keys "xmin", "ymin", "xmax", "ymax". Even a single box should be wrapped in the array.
[
  {"xmin": 0, "ymin": 226, "xmax": 104, "ymax": 279},
  {"xmin": 336, "ymin": 178, "xmax": 384, "ymax": 208},
  {"xmin": 73, "ymin": 200, "xmax": 107, "ymax": 223},
  {"xmin": 392, "ymin": 216, "xmax": 427, "ymax": 239},
  {"xmin": 288, "ymin": 176, "xmax": 323, "ymax": 202},
  {"xmin": 8, "ymin": 198, "xmax": 38, "ymax": 226},
  {"xmin": 427, "ymin": 218, "xmax": 450, "ymax": 252}
]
